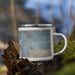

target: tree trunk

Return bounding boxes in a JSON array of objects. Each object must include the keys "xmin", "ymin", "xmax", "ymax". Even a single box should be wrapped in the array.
[{"xmin": 2, "ymin": 40, "xmax": 58, "ymax": 75}]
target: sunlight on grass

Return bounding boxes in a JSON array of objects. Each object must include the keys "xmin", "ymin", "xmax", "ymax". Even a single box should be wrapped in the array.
[{"xmin": 0, "ymin": 65, "xmax": 7, "ymax": 74}]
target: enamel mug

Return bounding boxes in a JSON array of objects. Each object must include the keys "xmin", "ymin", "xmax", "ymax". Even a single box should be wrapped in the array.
[{"xmin": 18, "ymin": 24, "xmax": 67, "ymax": 61}]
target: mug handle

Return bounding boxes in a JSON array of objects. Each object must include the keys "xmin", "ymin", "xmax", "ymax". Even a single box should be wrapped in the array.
[{"xmin": 53, "ymin": 33, "xmax": 67, "ymax": 56}]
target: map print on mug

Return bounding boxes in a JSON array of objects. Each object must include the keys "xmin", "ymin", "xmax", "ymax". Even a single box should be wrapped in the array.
[{"xmin": 19, "ymin": 30, "xmax": 51, "ymax": 57}]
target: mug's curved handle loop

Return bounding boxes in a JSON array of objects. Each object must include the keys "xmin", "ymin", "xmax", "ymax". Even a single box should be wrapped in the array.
[{"xmin": 53, "ymin": 33, "xmax": 67, "ymax": 56}]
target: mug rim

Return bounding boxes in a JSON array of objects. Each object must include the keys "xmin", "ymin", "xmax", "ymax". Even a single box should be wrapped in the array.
[{"xmin": 18, "ymin": 24, "xmax": 54, "ymax": 27}]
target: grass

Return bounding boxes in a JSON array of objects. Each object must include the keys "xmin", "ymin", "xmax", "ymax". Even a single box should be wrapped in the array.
[
  {"xmin": 0, "ymin": 65, "xmax": 7, "ymax": 75},
  {"xmin": 55, "ymin": 62, "xmax": 75, "ymax": 75}
]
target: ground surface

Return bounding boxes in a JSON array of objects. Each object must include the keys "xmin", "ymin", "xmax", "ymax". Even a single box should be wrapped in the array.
[{"xmin": 0, "ymin": 65, "xmax": 7, "ymax": 75}]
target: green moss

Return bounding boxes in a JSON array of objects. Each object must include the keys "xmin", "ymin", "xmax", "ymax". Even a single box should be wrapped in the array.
[
  {"xmin": 68, "ymin": 25, "xmax": 75, "ymax": 41},
  {"xmin": 54, "ymin": 41, "xmax": 75, "ymax": 64},
  {"xmin": 55, "ymin": 62, "xmax": 75, "ymax": 75},
  {"xmin": 68, "ymin": 31, "xmax": 75, "ymax": 41}
]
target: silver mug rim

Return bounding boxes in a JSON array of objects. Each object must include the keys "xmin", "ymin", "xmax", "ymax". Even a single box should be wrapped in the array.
[{"xmin": 18, "ymin": 24, "xmax": 54, "ymax": 27}]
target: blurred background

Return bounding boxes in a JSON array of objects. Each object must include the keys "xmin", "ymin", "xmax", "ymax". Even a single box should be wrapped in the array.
[{"xmin": 0, "ymin": 0, "xmax": 75, "ymax": 75}]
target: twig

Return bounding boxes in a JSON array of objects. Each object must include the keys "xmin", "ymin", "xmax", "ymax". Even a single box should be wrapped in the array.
[
  {"xmin": 59, "ymin": 0, "xmax": 65, "ymax": 34},
  {"xmin": 36, "ymin": 0, "xmax": 39, "ymax": 24},
  {"xmin": 67, "ymin": 0, "xmax": 73, "ymax": 36},
  {"xmin": 49, "ymin": 0, "xmax": 54, "ymax": 24},
  {"xmin": 10, "ymin": 0, "xmax": 18, "ymax": 40}
]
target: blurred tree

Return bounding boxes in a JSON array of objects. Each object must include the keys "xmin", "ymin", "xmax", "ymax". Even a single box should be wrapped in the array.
[
  {"xmin": 59, "ymin": 0, "xmax": 73, "ymax": 36},
  {"xmin": 10, "ymin": 0, "xmax": 18, "ymax": 40},
  {"xmin": 69, "ymin": 12, "xmax": 75, "ymax": 41},
  {"xmin": 67, "ymin": 0, "xmax": 73, "ymax": 36},
  {"xmin": 0, "ymin": 0, "xmax": 10, "ymax": 8},
  {"xmin": 36, "ymin": 0, "xmax": 39, "ymax": 24},
  {"xmin": 49, "ymin": 0, "xmax": 54, "ymax": 24},
  {"xmin": 15, "ymin": 0, "xmax": 26, "ymax": 8},
  {"xmin": 59, "ymin": 0, "xmax": 65, "ymax": 34}
]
